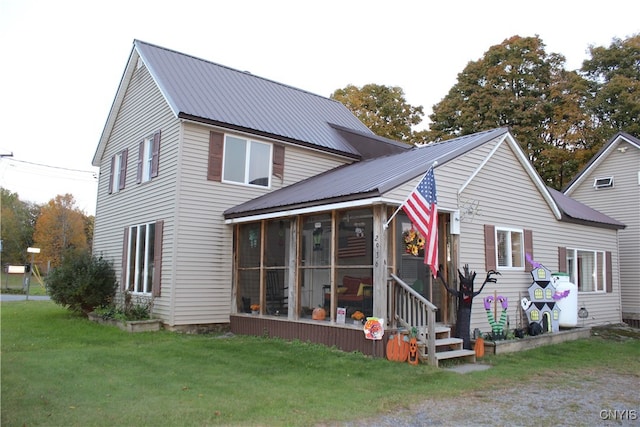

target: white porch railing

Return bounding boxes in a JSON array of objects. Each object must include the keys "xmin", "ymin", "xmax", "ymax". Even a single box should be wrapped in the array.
[{"xmin": 387, "ymin": 273, "xmax": 438, "ymax": 366}]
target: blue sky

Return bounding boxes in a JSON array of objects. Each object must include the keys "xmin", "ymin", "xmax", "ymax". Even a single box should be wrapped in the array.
[{"xmin": 0, "ymin": 0, "xmax": 637, "ymax": 215}]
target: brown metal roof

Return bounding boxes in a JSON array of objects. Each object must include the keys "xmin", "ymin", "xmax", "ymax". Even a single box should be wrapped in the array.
[
  {"xmin": 134, "ymin": 40, "xmax": 375, "ymax": 157},
  {"xmin": 547, "ymin": 187, "xmax": 625, "ymax": 230},
  {"xmin": 224, "ymin": 128, "xmax": 509, "ymax": 218}
]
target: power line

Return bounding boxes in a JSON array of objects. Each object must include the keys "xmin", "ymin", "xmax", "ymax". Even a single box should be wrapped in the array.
[{"xmin": 4, "ymin": 158, "xmax": 97, "ymax": 175}]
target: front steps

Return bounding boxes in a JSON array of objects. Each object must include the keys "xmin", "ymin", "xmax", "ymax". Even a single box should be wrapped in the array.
[{"xmin": 417, "ymin": 325, "xmax": 476, "ymax": 367}]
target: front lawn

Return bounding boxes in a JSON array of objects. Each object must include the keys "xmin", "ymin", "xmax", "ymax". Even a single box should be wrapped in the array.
[{"xmin": 2, "ymin": 301, "xmax": 638, "ymax": 426}]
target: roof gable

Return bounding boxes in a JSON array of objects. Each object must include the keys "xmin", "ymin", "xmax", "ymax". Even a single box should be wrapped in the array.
[
  {"xmin": 94, "ymin": 40, "xmax": 377, "ymax": 165},
  {"xmin": 225, "ymin": 128, "xmax": 559, "ymax": 218},
  {"xmin": 564, "ymin": 132, "xmax": 640, "ymax": 194}
]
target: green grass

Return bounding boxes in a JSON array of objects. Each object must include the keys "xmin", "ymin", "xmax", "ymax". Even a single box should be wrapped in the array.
[
  {"xmin": 2, "ymin": 302, "xmax": 639, "ymax": 426},
  {"xmin": 1, "ymin": 272, "xmax": 47, "ymax": 296}
]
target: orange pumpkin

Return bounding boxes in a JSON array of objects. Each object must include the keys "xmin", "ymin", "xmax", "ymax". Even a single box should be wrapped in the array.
[
  {"xmin": 408, "ymin": 337, "xmax": 419, "ymax": 365},
  {"xmin": 312, "ymin": 306, "xmax": 326, "ymax": 320},
  {"xmin": 386, "ymin": 334, "xmax": 409, "ymax": 362},
  {"xmin": 474, "ymin": 337, "xmax": 485, "ymax": 358}
]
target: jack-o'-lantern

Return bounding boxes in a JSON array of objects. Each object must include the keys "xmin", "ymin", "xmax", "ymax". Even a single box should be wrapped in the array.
[
  {"xmin": 408, "ymin": 337, "xmax": 419, "ymax": 365},
  {"xmin": 312, "ymin": 306, "xmax": 326, "ymax": 320}
]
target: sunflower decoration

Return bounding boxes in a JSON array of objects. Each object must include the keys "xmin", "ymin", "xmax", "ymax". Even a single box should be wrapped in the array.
[{"xmin": 403, "ymin": 228, "xmax": 425, "ymax": 256}]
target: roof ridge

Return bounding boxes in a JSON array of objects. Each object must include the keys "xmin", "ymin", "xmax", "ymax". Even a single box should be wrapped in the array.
[{"xmin": 133, "ymin": 39, "xmax": 343, "ymax": 105}]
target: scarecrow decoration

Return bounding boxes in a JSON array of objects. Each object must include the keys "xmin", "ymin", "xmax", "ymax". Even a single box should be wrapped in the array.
[{"xmin": 438, "ymin": 264, "xmax": 500, "ymax": 349}]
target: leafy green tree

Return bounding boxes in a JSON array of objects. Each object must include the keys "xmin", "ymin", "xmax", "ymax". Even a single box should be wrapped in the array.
[
  {"xmin": 581, "ymin": 34, "xmax": 640, "ymax": 137},
  {"xmin": 0, "ymin": 188, "xmax": 39, "ymax": 265},
  {"xmin": 331, "ymin": 84, "xmax": 425, "ymax": 144},
  {"xmin": 426, "ymin": 35, "xmax": 599, "ymax": 189}
]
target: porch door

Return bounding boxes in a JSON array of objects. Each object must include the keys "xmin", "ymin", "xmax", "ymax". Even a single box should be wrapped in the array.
[{"xmin": 395, "ymin": 212, "xmax": 451, "ymax": 323}]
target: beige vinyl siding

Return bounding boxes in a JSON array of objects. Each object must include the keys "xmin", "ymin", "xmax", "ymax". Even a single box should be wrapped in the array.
[
  {"xmin": 568, "ymin": 140, "xmax": 640, "ymax": 318},
  {"xmin": 383, "ymin": 134, "xmax": 621, "ymax": 330},
  {"xmin": 169, "ymin": 123, "xmax": 350, "ymax": 325},
  {"xmin": 93, "ymin": 63, "xmax": 179, "ymax": 322}
]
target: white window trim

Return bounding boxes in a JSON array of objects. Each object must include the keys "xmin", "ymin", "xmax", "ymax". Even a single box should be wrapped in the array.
[
  {"xmin": 566, "ymin": 247, "xmax": 606, "ymax": 293},
  {"xmin": 112, "ymin": 153, "xmax": 121, "ymax": 193},
  {"xmin": 126, "ymin": 222, "xmax": 155, "ymax": 295},
  {"xmin": 593, "ymin": 176, "xmax": 613, "ymax": 189},
  {"xmin": 141, "ymin": 137, "xmax": 154, "ymax": 183},
  {"xmin": 495, "ymin": 227, "xmax": 524, "ymax": 270},
  {"xmin": 222, "ymin": 135, "xmax": 272, "ymax": 188}
]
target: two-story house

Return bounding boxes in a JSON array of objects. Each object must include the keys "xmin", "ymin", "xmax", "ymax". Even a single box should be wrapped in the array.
[{"xmin": 92, "ymin": 40, "xmax": 625, "ymax": 363}]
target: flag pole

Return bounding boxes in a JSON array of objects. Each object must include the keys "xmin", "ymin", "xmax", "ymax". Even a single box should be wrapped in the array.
[{"xmin": 383, "ymin": 161, "xmax": 437, "ymax": 230}]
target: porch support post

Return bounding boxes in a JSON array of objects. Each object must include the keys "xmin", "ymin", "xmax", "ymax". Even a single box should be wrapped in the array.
[
  {"xmin": 372, "ymin": 204, "xmax": 388, "ymax": 318},
  {"xmin": 288, "ymin": 217, "xmax": 298, "ymax": 319}
]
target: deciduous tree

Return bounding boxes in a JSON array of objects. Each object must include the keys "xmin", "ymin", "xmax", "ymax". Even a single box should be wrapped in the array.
[
  {"xmin": 33, "ymin": 194, "xmax": 88, "ymax": 268},
  {"xmin": 331, "ymin": 84, "xmax": 425, "ymax": 144},
  {"xmin": 0, "ymin": 188, "xmax": 39, "ymax": 264},
  {"xmin": 581, "ymin": 34, "xmax": 640, "ymax": 137}
]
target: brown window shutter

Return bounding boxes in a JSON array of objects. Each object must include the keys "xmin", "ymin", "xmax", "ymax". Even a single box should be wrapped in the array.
[
  {"xmin": 484, "ymin": 224, "xmax": 496, "ymax": 271},
  {"xmin": 558, "ymin": 247, "xmax": 567, "ymax": 273},
  {"xmin": 273, "ymin": 144, "xmax": 285, "ymax": 179},
  {"xmin": 208, "ymin": 131, "xmax": 224, "ymax": 181},
  {"xmin": 524, "ymin": 229, "xmax": 533, "ymax": 272},
  {"xmin": 152, "ymin": 220, "xmax": 164, "ymax": 297},
  {"xmin": 606, "ymin": 251, "xmax": 612, "ymax": 293},
  {"xmin": 109, "ymin": 155, "xmax": 115, "ymax": 194},
  {"xmin": 121, "ymin": 227, "xmax": 129, "ymax": 291},
  {"xmin": 136, "ymin": 140, "xmax": 144, "ymax": 183},
  {"xmin": 151, "ymin": 131, "xmax": 161, "ymax": 178},
  {"xmin": 119, "ymin": 149, "xmax": 128, "ymax": 190}
]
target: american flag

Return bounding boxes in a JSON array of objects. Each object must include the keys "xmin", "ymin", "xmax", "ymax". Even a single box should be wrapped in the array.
[{"xmin": 402, "ymin": 168, "xmax": 438, "ymax": 277}]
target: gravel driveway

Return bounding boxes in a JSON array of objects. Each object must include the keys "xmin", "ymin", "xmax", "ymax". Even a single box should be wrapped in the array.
[
  {"xmin": 340, "ymin": 326, "xmax": 640, "ymax": 427},
  {"xmin": 341, "ymin": 369, "xmax": 638, "ymax": 427}
]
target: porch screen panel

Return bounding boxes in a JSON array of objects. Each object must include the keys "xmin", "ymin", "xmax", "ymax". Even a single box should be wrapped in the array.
[{"xmin": 300, "ymin": 214, "xmax": 331, "ymax": 317}]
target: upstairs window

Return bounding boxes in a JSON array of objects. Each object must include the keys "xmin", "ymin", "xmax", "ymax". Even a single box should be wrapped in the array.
[
  {"xmin": 593, "ymin": 176, "xmax": 613, "ymax": 189},
  {"xmin": 137, "ymin": 131, "xmax": 161, "ymax": 183},
  {"xmin": 109, "ymin": 149, "xmax": 128, "ymax": 194},
  {"xmin": 222, "ymin": 135, "xmax": 271, "ymax": 187}
]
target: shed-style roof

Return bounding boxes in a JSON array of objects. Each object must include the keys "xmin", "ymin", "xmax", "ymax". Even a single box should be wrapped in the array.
[
  {"xmin": 547, "ymin": 187, "xmax": 625, "ymax": 230},
  {"xmin": 94, "ymin": 40, "xmax": 407, "ymax": 165}
]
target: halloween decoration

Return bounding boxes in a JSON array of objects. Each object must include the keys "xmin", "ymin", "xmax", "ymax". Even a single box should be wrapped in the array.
[
  {"xmin": 386, "ymin": 334, "xmax": 409, "ymax": 362},
  {"xmin": 408, "ymin": 337, "xmax": 419, "ymax": 365},
  {"xmin": 474, "ymin": 337, "xmax": 485, "ymax": 358},
  {"xmin": 521, "ymin": 262, "xmax": 565, "ymax": 333},
  {"xmin": 312, "ymin": 306, "xmax": 326, "ymax": 320},
  {"xmin": 484, "ymin": 295, "xmax": 508, "ymax": 339},
  {"xmin": 438, "ymin": 264, "xmax": 500, "ymax": 349}
]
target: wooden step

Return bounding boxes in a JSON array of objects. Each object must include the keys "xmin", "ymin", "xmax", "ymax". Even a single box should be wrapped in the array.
[
  {"xmin": 435, "ymin": 349, "xmax": 476, "ymax": 362},
  {"xmin": 435, "ymin": 337, "xmax": 464, "ymax": 349}
]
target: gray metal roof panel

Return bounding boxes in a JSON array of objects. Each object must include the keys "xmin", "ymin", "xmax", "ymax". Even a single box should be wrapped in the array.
[
  {"xmin": 224, "ymin": 128, "xmax": 509, "ymax": 217},
  {"xmin": 135, "ymin": 40, "xmax": 371, "ymax": 156},
  {"xmin": 547, "ymin": 187, "xmax": 625, "ymax": 229}
]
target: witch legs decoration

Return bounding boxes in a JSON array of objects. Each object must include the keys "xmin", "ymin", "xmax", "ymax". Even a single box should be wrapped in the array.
[
  {"xmin": 484, "ymin": 295, "xmax": 508, "ymax": 339},
  {"xmin": 437, "ymin": 265, "xmax": 500, "ymax": 349}
]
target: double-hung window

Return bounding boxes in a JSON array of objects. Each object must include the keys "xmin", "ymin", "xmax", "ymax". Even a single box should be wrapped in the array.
[
  {"xmin": 222, "ymin": 135, "xmax": 271, "ymax": 187},
  {"xmin": 109, "ymin": 149, "xmax": 127, "ymax": 193},
  {"xmin": 126, "ymin": 222, "xmax": 158, "ymax": 294},
  {"xmin": 566, "ymin": 248, "xmax": 606, "ymax": 292},
  {"xmin": 137, "ymin": 131, "xmax": 161, "ymax": 183},
  {"xmin": 496, "ymin": 227, "xmax": 524, "ymax": 269}
]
